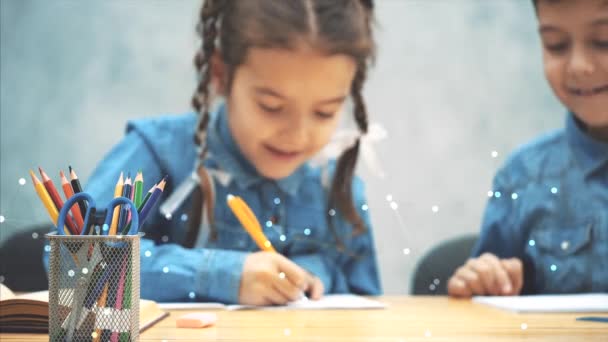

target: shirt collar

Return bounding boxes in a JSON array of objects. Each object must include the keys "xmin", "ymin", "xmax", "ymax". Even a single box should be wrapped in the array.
[
  {"xmin": 566, "ymin": 112, "xmax": 608, "ymax": 176},
  {"xmin": 206, "ymin": 103, "xmax": 310, "ymax": 196}
]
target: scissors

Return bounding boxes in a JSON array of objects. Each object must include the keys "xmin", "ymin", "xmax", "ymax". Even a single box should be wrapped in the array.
[
  {"xmin": 61, "ymin": 240, "xmax": 103, "ymax": 340},
  {"xmin": 57, "ymin": 192, "xmax": 139, "ymax": 236}
]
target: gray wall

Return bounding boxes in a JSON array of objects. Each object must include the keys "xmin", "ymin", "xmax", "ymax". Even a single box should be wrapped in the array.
[{"xmin": 0, "ymin": 0, "xmax": 563, "ymax": 294}]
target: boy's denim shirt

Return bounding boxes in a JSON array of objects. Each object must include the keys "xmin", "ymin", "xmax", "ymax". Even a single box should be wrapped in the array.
[
  {"xmin": 472, "ymin": 113, "xmax": 608, "ymax": 294},
  {"xmin": 44, "ymin": 105, "xmax": 381, "ymax": 303}
]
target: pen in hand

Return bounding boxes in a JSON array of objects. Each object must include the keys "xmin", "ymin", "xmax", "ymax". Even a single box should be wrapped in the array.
[{"xmin": 226, "ymin": 194, "xmax": 310, "ymax": 302}]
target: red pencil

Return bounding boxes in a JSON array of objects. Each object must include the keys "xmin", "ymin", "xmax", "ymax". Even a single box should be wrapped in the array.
[
  {"xmin": 39, "ymin": 167, "xmax": 78, "ymax": 234},
  {"xmin": 59, "ymin": 170, "xmax": 85, "ymax": 232}
]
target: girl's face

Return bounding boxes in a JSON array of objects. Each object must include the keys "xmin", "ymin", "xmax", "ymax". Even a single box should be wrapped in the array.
[
  {"xmin": 538, "ymin": 0, "xmax": 608, "ymax": 132},
  {"xmin": 219, "ymin": 47, "xmax": 357, "ymax": 179}
]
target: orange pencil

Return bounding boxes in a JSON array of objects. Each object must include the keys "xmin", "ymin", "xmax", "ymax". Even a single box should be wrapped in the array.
[
  {"xmin": 59, "ymin": 170, "xmax": 85, "ymax": 232},
  {"xmin": 226, "ymin": 194, "xmax": 307, "ymax": 300},
  {"xmin": 226, "ymin": 194, "xmax": 276, "ymax": 252},
  {"xmin": 30, "ymin": 170, "xmax": 69, "ymax": 235},
  {"xmin": 92, "ymin": 286, "xmax": 108, "ymax": 342},
  {"xmin": 39, "ymin": 167, "xmax": 78, "ymax": 235}
]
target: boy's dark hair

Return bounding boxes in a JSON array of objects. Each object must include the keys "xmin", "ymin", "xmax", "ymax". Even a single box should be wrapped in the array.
[
  {"xmin": 532, "ymin": 0, "xmax": 563, "ymax": 11},
  {"xmin": 185, "ymin": 0, "xmax": 375, "ymax": 248}
]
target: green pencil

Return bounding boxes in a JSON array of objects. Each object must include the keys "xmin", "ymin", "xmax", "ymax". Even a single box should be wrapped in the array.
[{"xmin": 133, "ymin": 171, "xmax": 144, "ymax": 209}]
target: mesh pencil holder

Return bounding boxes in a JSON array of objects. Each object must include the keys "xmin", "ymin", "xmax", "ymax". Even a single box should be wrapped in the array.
[{"xmin": 47, "ymin": 193, "xmax": 141, "ymax": 342}]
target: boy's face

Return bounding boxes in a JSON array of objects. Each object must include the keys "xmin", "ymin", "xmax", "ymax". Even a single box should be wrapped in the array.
[
  {"xmin": 218, "ymin": 47, "xmax": 356, "ymax": 180},
  {"xmin": 537, "ymin": 0, "xmax": 608, "ymax": 128}
]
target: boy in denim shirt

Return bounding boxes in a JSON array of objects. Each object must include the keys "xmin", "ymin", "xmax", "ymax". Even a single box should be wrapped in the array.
[{"xmin": 449, "ymin": 0, "xmax": 608, "ymax": 297}]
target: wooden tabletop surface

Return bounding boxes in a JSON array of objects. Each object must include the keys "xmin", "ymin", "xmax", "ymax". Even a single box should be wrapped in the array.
[{"xmin": 2, "ymin": 296, "xmax": 607, "ymax": 341}]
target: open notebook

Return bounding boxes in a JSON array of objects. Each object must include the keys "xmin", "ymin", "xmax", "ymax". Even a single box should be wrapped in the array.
[
  {"xmin": 473, "ymin": 293, "xmax": 608, "ymax": 313},
  {"xmin": 0, "ymin": 283, "xmax": 168, "ymax": 333},
  {"xmin": 159, "ymin": 294, "xmax": 387, "ymax": 311}
]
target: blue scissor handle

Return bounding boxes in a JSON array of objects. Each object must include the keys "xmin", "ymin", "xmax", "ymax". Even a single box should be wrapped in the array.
[
  {"xmin": 57, "ymin": 193, "xmax": 139, "ymax": 235},
  {"xmin": 101, "ymin": 197, "xmax": 139, "ymax": 236},
  {"xmin": 57, "ymin": 192, "xmax": 96, "ymax": 235}
]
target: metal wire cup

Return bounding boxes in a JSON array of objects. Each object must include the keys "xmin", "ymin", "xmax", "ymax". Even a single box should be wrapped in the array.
[{"xmin": 47, "ymin": 194, "xmax": 141, "ymax": 342}]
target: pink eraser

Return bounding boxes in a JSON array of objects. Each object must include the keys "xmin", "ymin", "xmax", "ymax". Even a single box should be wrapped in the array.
[{"xmin": 176, "ymin": 312, "xmax": 218, "ymax": 328}]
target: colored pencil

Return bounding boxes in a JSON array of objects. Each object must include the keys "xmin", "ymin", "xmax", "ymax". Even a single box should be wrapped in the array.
[
  {"xmin": 93, "ymin": 284, "xmax": 108, "ymax": 342},
  {"xmin": 69, "ymin": 166, "xmax": 88, "ymax": 217},
  {"xmin": 109, "ymin": 172, "xmax": 124, "ymax": 235},
  {"xmin": 39, "ymin": 167, "xmax": 78, "ymax": 234},
  {"xmin": 138, "ymin": 185, "xmax": 154, "ymax": 212},
  {"xmin": 123, "ymin": 176, "xmax": 166, "ymax": 234},
  {"xmin": 118, "ymin": 175, "xmax": 132, "ymax": 232},
  {"xmin": 128, "ymin": 174, "xmax": 135, "ymax": 224},
  {"xmin": 138, "ymin": 177, "xmax": 166, "ymax": 225},
  {"xmin": 119, "ymin": 259, "xmax": 133, "ymax": 341},
  {"xmin": 133, "ymin": 171, "xmax": 143, "ymax": 209},
  {"xmin": 30, "ymin": 170, "xmax": 68, "ymax": 234},
  {"xmin": 110, "ymin": 252, "xmax": 129, "ymax": 341},
  {"xmin": 59, "ymin": 170, "xmax": 85, "ymax": 232}
]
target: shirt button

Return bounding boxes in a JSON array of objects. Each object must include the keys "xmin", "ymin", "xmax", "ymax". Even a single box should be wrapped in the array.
[{"xmin": 561, "ymin": 240, "xmax": 569, "ymax": 251}]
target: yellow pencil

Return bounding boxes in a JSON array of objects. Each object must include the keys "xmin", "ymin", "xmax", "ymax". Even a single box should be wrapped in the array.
[
  {"xmin": 109, "ymin": 172, "xmax": 124, "ymax": 235},
  {"xmin": 92, "ymin": 286, "xmax": 108, "ymax": 342},
  {"xmin": 94, "ymin": 173, "xmax": 122, "ymax": 341},
  {"xmin": 30, "ymin": 170, "xmax": 68, "ymax": 234}
]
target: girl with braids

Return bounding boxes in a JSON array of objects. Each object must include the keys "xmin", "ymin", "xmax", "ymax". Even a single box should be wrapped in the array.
[{"xmin": 72, "ymin": 0, "xmax": 381, "ymax": 304}]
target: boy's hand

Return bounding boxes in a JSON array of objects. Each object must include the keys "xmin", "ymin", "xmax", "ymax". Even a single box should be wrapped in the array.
[
  {"xmin": 447, "ymin": 253, "xmax": 523, "ymax": 297},
  {"xmin": 239, "ymin": 251, "xmax": 324, "ymax": 305}
]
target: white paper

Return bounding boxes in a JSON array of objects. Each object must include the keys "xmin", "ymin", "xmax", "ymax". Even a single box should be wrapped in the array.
[
  {"xmin": 473, "ymin": 293, "xmax": 608, "ymax": 313},
  {"xmin": 159, "ymin": 294, "xmax": 386, "ymax": 311},
  {"xmin": 291, "ymin": 294, "xmax": 386, "ymax": 309},
  {"xmin": 158, "ymin": 302, "xmax": 226, "ymax": 310},
  {"xmin": 229, "ymin": 294, "xmax": 387, "ymax": 310}
]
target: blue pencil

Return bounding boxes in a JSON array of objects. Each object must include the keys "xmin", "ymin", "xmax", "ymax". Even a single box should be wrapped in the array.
[
  {"xmin": 121, "ymin": 177, "xmax": 165, "ymax": 235},
  {"xmin": 576, "ymin": 317, "xmax": 608, "ymax": 323},
  {"xmin": 117, "ymin": 174, "xmax": 132, "ymax": 233}
]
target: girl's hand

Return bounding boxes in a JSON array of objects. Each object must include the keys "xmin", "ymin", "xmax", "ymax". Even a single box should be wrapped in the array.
[
  {"xmin": 447, "ymin": 253, "xmax": 523, "ymax": 298},
  {"xmin": 239, "ymin": 251, "xmax": 324, "ymax": 305}
]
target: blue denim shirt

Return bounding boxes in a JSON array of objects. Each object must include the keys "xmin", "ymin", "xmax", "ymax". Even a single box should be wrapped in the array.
[
  {"xmin": 472, "ymin": 113, "xmax": 608, "ymax": 294},
  {"xmin": 44, "ymin": 106, "xmax": 381, "ymax": 303}
]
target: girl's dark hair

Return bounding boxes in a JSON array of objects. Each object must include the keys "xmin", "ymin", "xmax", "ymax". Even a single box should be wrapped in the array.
[{"xmin": 185, "ymin": 0, "xmax": 375, "ymax": 248}]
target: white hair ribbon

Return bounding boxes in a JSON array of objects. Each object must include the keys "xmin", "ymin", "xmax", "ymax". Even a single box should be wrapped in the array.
[{"xmin": 311, "ymin": 122, "xmax": 387, "ymax": 179}]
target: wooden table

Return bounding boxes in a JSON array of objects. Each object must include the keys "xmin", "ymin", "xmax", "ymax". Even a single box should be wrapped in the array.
[{"xmin": 2, "ymin": 296, "xmax": 607, "ymax": 341}]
